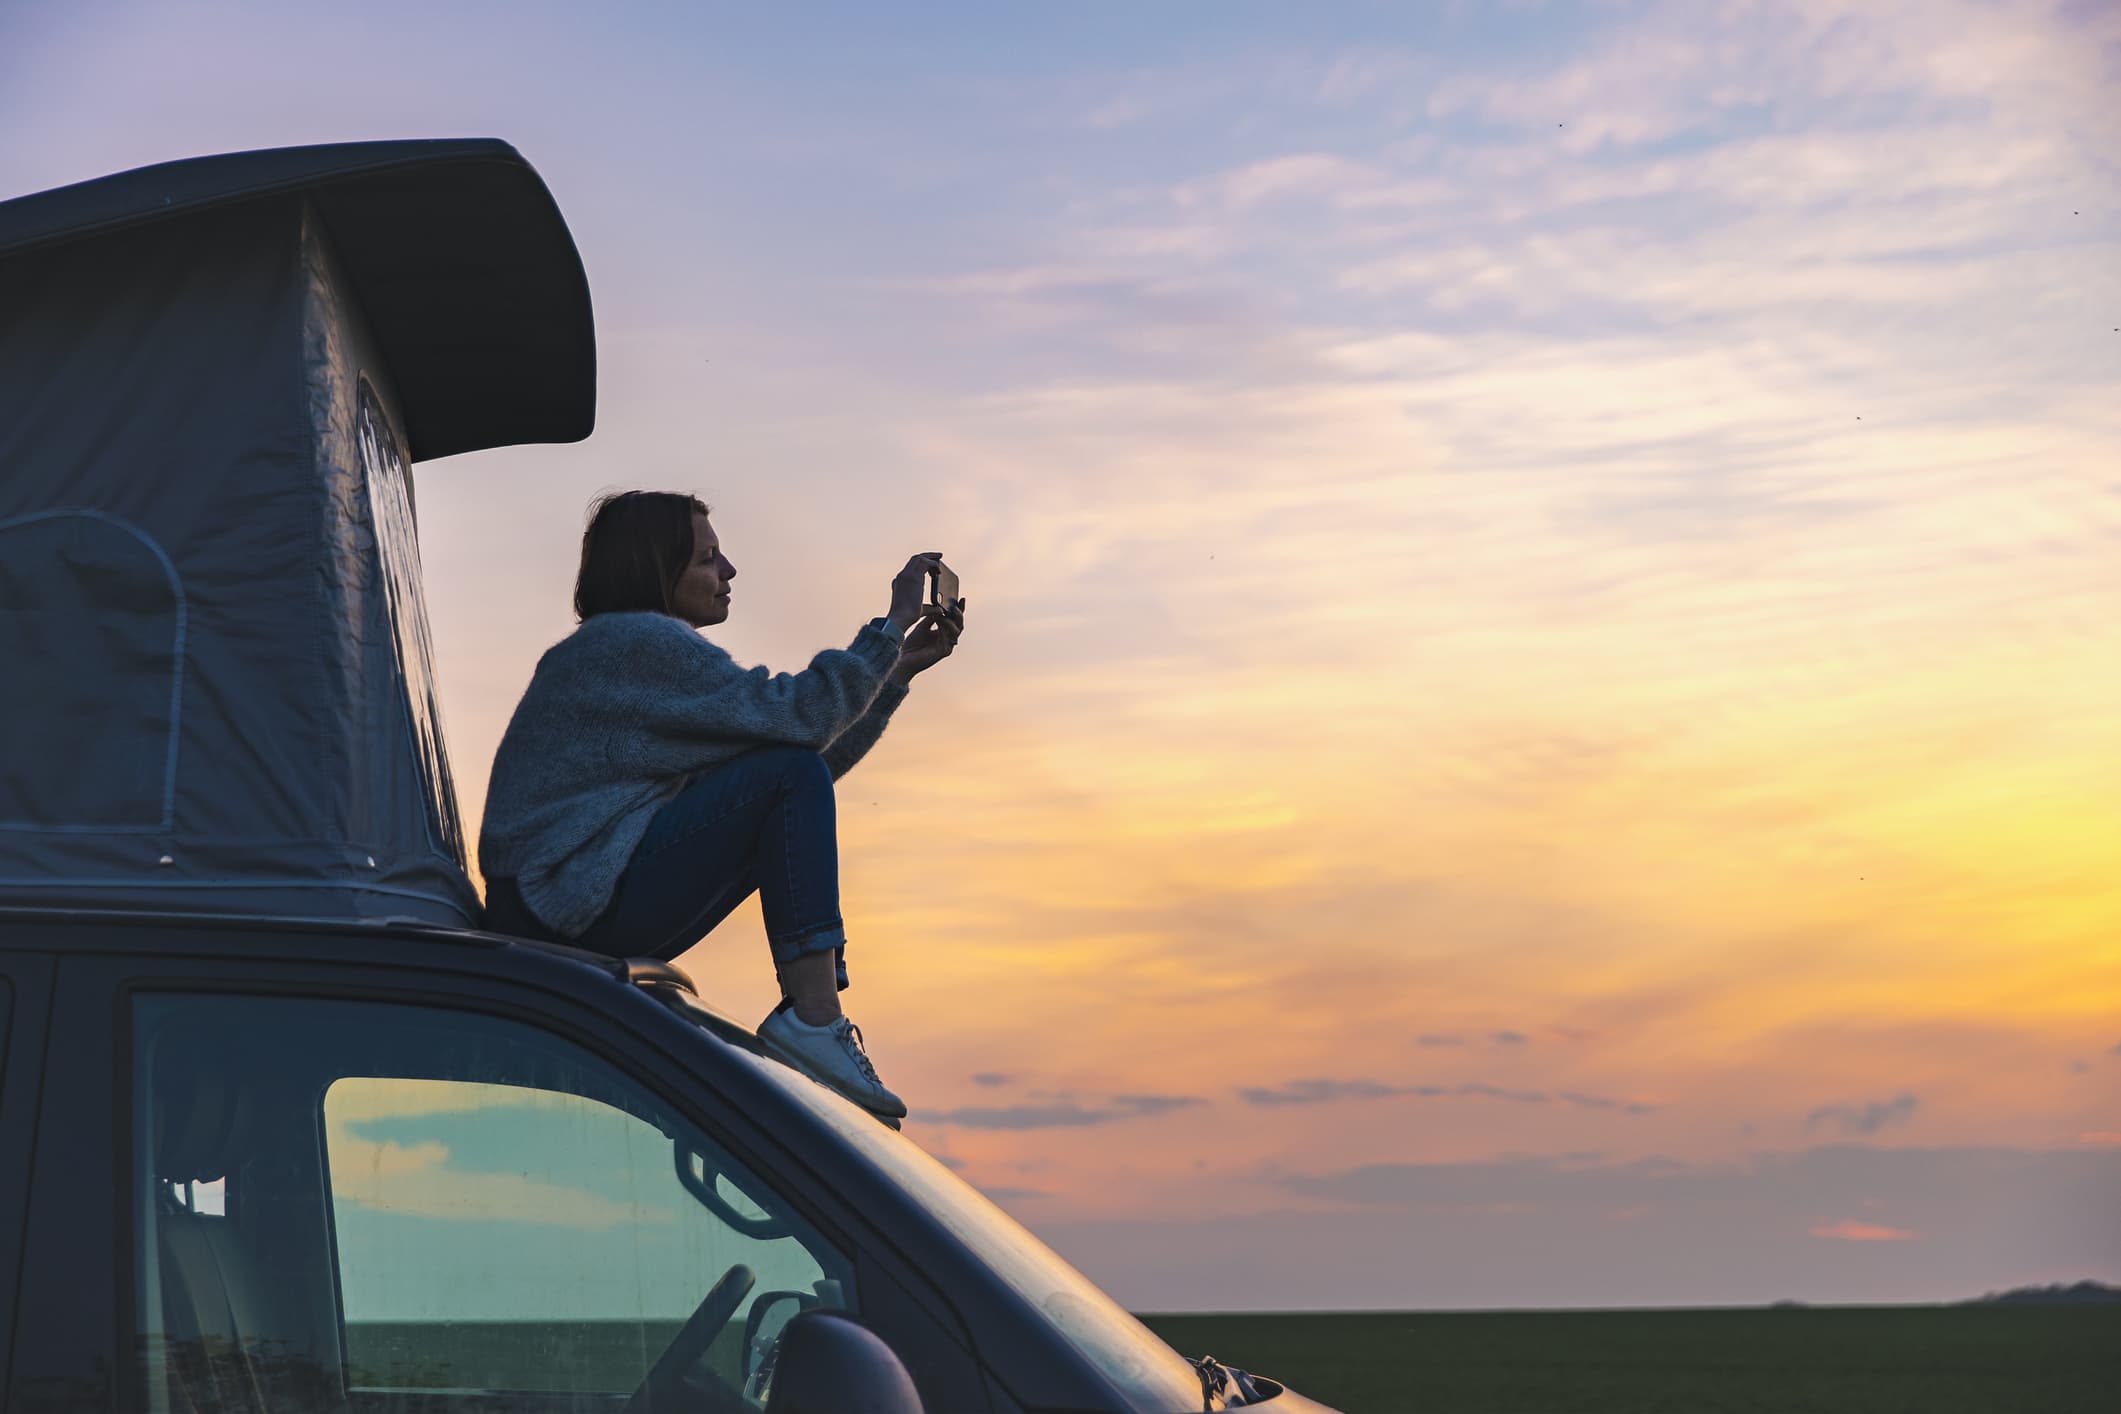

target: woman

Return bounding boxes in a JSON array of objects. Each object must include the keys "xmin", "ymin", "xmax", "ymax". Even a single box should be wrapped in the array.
[{"xmin": 479, "ymin": 490, "xmax": 966, "ymax": 1119}]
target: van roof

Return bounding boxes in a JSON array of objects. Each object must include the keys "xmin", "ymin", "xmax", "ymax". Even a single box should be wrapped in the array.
[{"xmin": 0, "ymin": 138, "xmax": 595, "ymax": 460}]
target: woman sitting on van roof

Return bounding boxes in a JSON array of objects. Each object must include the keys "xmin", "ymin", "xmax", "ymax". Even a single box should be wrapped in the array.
[{"xmin": 479, "ymin": 491, "xmax": 966, "ymax": 1119}]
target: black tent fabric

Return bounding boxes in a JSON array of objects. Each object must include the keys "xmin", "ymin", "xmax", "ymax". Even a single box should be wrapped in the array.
[
  {"xmin": 0, "ymin": 142, "xmax": 594, "ymax": 924},
  {"xmin": 0, "ymin": 138, "xmax": 595, "ymax": 461}
]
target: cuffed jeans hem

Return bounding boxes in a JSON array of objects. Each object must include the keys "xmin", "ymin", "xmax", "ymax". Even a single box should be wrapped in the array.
[{"xmin": 769, "ymin": 921, "xmax": 847, "ymax": 964}]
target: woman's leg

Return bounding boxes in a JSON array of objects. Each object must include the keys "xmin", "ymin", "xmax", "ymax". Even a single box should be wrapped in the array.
[
  {"xmin": 579, "ymin": 748, "xmax": 849, "ymax": 1016},
  {"xmin": 583, "ymin": 748, "xmax": 903, "ymax": 1117},
  {"xmin": 744, "ymin": 747, "xmax": 850, "ymax": 1024}
]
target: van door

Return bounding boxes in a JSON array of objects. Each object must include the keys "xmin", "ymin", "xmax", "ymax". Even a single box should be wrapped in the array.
[
  {"xmin": 98, "ymin": 958, "xmax": 993, "ymax": 1414},
  {"xmin": 128, "ymin": 985, "xmax": 866, "ymax": 1412},
  {"xmin": 0, "ymin": 951, "xmax": 53, "ymax": 1403},
  {"xmin": 1, "ymin": 941, "xmax": 999, "ymax": 1412},
  {"xmin": 8, "ymin": 949, "xmax": 119, "ymax": 1414}
]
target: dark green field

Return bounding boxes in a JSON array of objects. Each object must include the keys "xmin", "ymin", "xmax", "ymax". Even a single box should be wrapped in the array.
[
  {"xmin": 344, "ymin": 1306, "xmax": 2120, "ymax": 1411},
  {"xmin": 1139, "ymin": 1306, "xmax": 2121, "ymax": 1414}
]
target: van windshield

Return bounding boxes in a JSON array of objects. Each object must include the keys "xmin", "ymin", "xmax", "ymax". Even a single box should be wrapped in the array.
[{"xmin": 708, "ymin": 1027, "xmax": 1207, "ymax": 1412}]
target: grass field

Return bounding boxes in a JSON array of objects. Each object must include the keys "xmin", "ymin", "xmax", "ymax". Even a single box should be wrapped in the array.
[
  {"xmin": 343, "ymin": 1305, "xmax": 2120, "ymax": 1411},
  {"xmin": 1138, "ymin": 1305, "xmax": 2121, "ymax": 1414}
]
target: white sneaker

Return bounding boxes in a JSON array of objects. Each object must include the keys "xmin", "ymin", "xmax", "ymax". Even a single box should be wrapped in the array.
[{"xmin": 758, "ymin": 1006, "xmax": 908, "ymax": 1119}]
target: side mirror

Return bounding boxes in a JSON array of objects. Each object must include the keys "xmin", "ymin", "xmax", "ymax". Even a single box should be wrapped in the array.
[{"xmin": 763, "ymin": 1311, "xmax": 923, "ymax": 1414}]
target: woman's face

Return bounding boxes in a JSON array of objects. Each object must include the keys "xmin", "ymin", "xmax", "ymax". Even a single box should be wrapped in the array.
[{"xmin": 670, "ymin": 512, "xmax": 735, "ymax": 627}]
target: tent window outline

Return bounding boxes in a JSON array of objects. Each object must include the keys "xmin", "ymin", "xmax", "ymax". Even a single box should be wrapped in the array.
[
  {"xmin": 355, "ymin": 379, "xmax": 466, "ymax": 870},
  {"xmin": 0, "ymin": 507, "xmax": 186, "ymax": 834}
]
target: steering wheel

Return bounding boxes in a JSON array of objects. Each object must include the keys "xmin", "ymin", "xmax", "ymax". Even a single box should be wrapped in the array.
[{"xmin": 623, "ymin": 1263, "xmax": 756, "ymax": 1414}]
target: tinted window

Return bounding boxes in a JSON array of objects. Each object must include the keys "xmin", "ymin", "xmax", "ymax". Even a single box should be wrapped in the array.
[{"xmin": 133, "ymin": 992, "xmax": 854, "ymax": 1412}]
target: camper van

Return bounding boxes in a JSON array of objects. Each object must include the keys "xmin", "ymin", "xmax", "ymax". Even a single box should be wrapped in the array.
[{"xmin": 0, "ymin": 142, "xmax": 1335, "ymax": 1413}]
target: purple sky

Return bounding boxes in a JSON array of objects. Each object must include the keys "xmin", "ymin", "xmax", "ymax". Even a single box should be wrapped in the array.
[{"xmin": 5, "ymin": 0, "xmax": 2117, "ymax": 1310}]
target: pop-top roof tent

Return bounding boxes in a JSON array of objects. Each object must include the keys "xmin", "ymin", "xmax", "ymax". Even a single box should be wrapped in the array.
[{"xmin": 0, "ymin": 139, "xmax": 595, "ymax": 926}]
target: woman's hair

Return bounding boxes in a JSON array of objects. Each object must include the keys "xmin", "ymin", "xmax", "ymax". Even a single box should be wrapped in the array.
[{"xmin": 574, "ymin": 490, "xmax": 713, "ymax": 621}]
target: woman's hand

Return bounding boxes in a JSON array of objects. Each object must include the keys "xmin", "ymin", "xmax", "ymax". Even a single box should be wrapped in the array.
[
  {"xmin": 891, "ymin": 598, "xmax": 965, "ymax": 684},
  {"xmin": 886, "ymin": 553, "xmax": 945, "ymax": 633}
]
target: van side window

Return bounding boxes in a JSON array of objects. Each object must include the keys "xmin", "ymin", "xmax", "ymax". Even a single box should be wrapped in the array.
[{"xmin": 132, "ymin": 993, "xmax": 853, "ymax": 1413}]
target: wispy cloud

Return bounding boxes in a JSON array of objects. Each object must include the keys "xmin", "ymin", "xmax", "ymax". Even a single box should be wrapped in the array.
[
  {"xmin": 1806, "ymin": 1093, "xmax": 1920, "ymax": 1137},
  {"xmin": 1237, "ymin": 1077, "xmax": 1655, "ymax": 1113},
  {"xmin": 1237, "ymin": 1078, "xmax": 1413, "ymax": 1107},
  {"xmin": 1557, "ymin": 1091, "xmax": 1655, "ymax": 1114},
  {"xmin": 925, "ymin": 1093, "xmax": 1209, "ymax": 1130}
]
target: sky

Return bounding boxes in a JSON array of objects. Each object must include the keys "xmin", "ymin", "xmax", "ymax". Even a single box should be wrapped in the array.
[{"xmin": 5, "ymin": 0, "xmax": 2117, "ymax": 1312}]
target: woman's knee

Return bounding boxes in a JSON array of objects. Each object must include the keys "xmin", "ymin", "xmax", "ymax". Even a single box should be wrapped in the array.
[{"xmin": 756, "ymin": 744, "xmax": 833, "ymax": 793}]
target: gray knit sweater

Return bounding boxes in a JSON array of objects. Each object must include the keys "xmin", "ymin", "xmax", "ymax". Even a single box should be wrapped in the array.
[{"xmin": 478, "ymin": 610, "xmax": 907, "ymax": 938}]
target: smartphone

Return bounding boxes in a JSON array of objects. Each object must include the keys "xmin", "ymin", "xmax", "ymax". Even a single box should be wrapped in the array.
[{"xmin": 926, "ymin": 560, "xmax": 960, "ymax": 613}]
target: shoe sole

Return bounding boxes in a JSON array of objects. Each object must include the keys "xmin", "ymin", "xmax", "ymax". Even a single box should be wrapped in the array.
[{"xmin": 759, "ymin": 1031, "xmax": 910, "ymax": 1120}]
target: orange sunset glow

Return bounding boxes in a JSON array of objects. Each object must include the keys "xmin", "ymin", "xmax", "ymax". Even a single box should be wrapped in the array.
[{"xmin": 9, "ymin": 0, "xmax": 2114, "ymax": 1310}]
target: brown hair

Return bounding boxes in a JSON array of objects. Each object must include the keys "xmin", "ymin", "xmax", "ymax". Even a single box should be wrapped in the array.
[{"xmin": 574, "ymin": 490, "xmax": 712, "ymax": 621}]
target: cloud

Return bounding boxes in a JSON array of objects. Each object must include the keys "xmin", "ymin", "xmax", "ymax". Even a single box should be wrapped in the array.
[
  {"xmin": 1112, "ymin": 1093, "xmax": 1207, "ymax": 1117},
  {"xmin": 1557, "ymin": 1091, "xmax": 1659, "ymax": 1115},
  {"xmin": 2109, "ymin": 1041, "xmax": 2121, "ymax": 1056},
  {"xmin": 1455, "ymin": 1082, "xmax": 1553, "ymax": 1105},
  {"xmin": 971, "ymin": 1072, "xmax": 1014, "ymax": 1088},
  {"xmin": 1491, "ymin": 1030, "xmax": 1529, "ymax": 1046},
  {"xmin": 927, "ymin": 1104, "xmax": 1114, "ymax": 1130},
  {"xmin": 1235, "ymin": 1077, "xmax": 1655, "ymax": 1113},
  {"xmin": 1081, "ymin": 95, "xmax": 1149, "ymax": 130},
  {"xmin": 1811, "ymin": 1219, "xmax": 1919, "ymax": 1243},
  {"xmin": 1806, "ymin": 1093, "xmax": 1919, "ymax": 1137},
  {"xmin": 1238, "ymin": 1078, "xmax": 1411, "ymax": 1107},
  {"xmin": 1176, "ymin": 153, "xmax": 1382, "ymax": 211},
  {"xmin": 926, "ymin": 1093, "xmax": 1209, "ymax": 1130},
  {"xmin": 1417, "ymin": 1034, "xmax": 1465, "ymax": 1047}
]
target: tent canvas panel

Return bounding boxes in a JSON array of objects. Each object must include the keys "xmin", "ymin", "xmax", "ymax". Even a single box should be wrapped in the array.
[{"xmin": 0, "ymin": 199, "xmax": 476, "ymax": 924}]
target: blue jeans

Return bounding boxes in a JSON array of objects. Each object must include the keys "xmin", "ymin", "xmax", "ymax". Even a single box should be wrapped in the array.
[{"xmin": 487, "ymin": 746, "xmax": 849, "ymax": 985}]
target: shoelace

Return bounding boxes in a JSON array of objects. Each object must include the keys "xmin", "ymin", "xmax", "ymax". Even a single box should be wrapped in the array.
[{"xmin": 836, "ymin": 1020, "xmax": 883, "ymax": 1086}]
